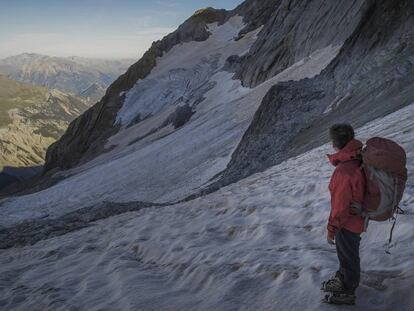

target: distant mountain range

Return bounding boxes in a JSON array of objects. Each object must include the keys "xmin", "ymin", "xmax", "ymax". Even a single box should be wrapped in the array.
[{"xmin": 0, "ymin": 53, "xmax": 134, "ymax": 103}]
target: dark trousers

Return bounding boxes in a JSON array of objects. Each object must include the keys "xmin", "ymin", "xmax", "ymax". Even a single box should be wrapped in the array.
[{"xmin": 335, "ymin": 228, "xmax": 361, "ymax": 291}]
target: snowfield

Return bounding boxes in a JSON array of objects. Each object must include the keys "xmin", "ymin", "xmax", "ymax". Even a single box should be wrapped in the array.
[
  {"xmin": 0, "ymin": 17, "xmax": 342, "ymax": 227},
  {"xmin": 0, "ymin": 101, "xmax": 413, "ymax": 310}
]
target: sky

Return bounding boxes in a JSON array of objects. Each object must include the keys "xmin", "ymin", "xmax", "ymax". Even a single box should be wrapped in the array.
[{"xmin": 0, "ymin": 0, "xmax": 244, "ymax": 60}]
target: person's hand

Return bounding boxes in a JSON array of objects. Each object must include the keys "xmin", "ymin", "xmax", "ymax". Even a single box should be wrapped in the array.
[
  {"xmin": 327, "ymin": 232, "xmax": 335, "ymax": 245},
  {"xmin": 349, "ymin": 200, "xmax": 362, "ymax": 215}
]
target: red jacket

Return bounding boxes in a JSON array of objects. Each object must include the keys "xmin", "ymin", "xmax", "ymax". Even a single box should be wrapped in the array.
[{"xmin": 326, "ymin": 138, "xmax": 366, "ymax": 238}]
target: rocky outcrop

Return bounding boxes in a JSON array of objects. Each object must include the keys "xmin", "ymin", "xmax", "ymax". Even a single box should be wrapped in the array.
[
  {"xmin": 232, "ymin": 0, "xmax": 280, "ymax": 38},
  {"xmin": 161, "ymin": 104, "xmax": 195, "ymax": 129},
  {"xmin": 222, "ymin": 55, "xmax": 245, "ymax": 73},
  {"xmin": 43, "ymin": 7, "xmax": 230, "ymax": 172}
]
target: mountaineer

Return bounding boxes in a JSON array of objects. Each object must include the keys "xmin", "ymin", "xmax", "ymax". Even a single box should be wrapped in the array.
[
  {"xmin": 321, "ymin": 124, "xmax": 365, "ymax": 305},
  {"xmin": 321, "ymin": 123, "xmax": 407, "ymax": 305}
]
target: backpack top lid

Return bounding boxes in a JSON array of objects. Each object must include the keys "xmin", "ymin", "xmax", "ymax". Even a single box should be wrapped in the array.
[{"xmin": 362, "ymin": 137, "xmax": 407, "ymax": 181}]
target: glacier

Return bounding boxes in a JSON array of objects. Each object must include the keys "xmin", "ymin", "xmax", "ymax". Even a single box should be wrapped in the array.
[{"xmin": 0, "ymin": 18, "xmax": 341, "ymax": 227}]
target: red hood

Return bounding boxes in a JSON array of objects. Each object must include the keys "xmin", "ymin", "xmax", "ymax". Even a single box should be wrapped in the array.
[{"xmin": 326, "ymin": 138, "xmax": 363, "ymax": 167}]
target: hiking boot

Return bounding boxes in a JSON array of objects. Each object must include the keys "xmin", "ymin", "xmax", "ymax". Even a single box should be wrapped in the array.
[
  {"xmin": 322, "ymin": 292, "xmax": 356, "ymax": 305},
  {"xmin": 320, "ymin": 271, "xmax": 349, "ymax": 293}
]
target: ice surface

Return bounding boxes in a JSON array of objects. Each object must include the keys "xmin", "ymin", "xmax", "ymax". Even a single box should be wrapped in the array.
[{"xmin": 0, "ymin": 101, "xmax": 413, "ymax": 310}]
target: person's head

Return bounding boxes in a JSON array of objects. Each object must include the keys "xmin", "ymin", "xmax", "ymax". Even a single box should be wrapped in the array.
[{"xmin": 329, "ymin": 123, "xmax": 355, "ymax": 151}]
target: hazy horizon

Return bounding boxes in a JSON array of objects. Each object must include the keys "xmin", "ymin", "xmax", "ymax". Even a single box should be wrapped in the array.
[
  {"xmin": 0, "ymin": 52, "xmax": 136, "ymax": 61},
  {"xmin": 0, "ymin": 0, "xmax": 243, "ymax": 60}
]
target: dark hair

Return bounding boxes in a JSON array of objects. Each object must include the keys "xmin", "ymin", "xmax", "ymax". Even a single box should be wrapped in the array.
[{"xmin": 329, "ymin": 123, "xmax": 355, "ymax": 149}]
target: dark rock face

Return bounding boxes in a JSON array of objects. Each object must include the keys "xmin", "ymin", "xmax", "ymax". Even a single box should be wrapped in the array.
[
  {"xmin": 232, "ymin": 0, "xmax": 281, "ymax": 38},
  {"xmin": 43, "ymin": 8, "xmax": 230, "ymax": 172},
  {"xmin": 0, "ymin": 171, "xmax": 19, "ymax": 191},
  {"xmin": 235, "ymin": 0, "xmax": 367, "ymax": 87},
  {"xmin": 0, "ymin": 166, "xmax": 43, "ymax": 192},
  {"xmin": 223, "ymin": 55, "xmax": 246, "ymax": 73},
  {"xmin": 221, "ymin": 78, "xmax": 335, "ymax": 183},
  {"xmin": 209, "ymin": 0, "xmax": 414, "ymax": 191},
  {"xmin": 162, "ymin": 104, "xmax": 195, "ymax": 129}
]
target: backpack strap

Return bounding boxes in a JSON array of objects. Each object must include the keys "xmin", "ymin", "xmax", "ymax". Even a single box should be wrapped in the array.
[
  {"xmin": 385, "ymin": 213, "xmax": 397, "ymax": 255},
  {"xmin": 363, "ymin": 215, "xmax": 369, "ymax": 232},
  {"xmin": 385, "ymin": 178, "xmax": 399, "ymax": 254}
]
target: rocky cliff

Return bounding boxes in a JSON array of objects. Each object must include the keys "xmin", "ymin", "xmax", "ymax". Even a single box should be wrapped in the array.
[{"xmin": 213, "ymin": 0, "xmax": 414, "ymax": 190}]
